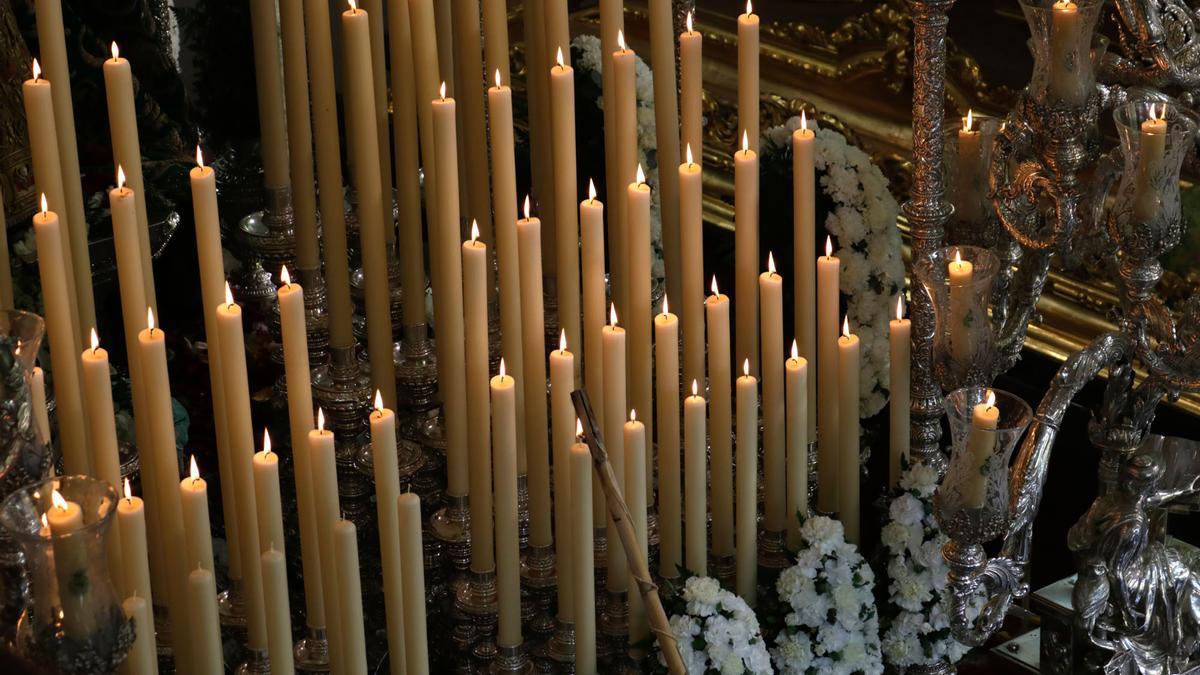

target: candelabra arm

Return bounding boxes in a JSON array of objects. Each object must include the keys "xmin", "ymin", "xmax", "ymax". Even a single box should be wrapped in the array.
[{"xmin": 992, "ymin": 250, "xmax": 1052, "ymax": 377}]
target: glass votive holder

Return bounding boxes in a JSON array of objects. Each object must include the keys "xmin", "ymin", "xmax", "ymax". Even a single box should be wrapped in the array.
[
  {"xmin": 945, "ymin": 112, "xmax": 1002, "ymax": 246},
  {"xmin": 935, "ymin": 387, "xmax": 1032, "ymax": 544},
  {"xmin": 0, "ymin": 475, "xmax": 133, "ymax": 673},
  {"xmin": 1110, "ymin": 100, "xmax": 1198, "ymax": 261},
  {"xmin": 1019, "ymin": 0, "xmax": 1104, "ymax": 107},
  {"xmin": 914, "ymin": 246, "xmax": 1000, "ymax": 391}
]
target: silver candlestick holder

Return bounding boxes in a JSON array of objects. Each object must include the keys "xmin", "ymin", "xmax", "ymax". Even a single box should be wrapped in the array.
[
  {"xmin": 597, "ymin": 590, "xmax": 628, "ymax": 664},
  {"xmin": 757, "ymin": 528, "xmax": 790, "ymax": 576},
  {"xmin": 545, "ymin": 618, "xmax": 575, "ymax": 671},
  {"xmin": 456, "ymin": 569, "xmax": 500, "ymax": 667},
  {"xmin": 293, "ymin": 626, "xmax": 330, "ymax": 673},
  {"xmin": 711, "ymin": 553, "xmax": 735, "ymax": 590},
  {"xmin": 491, "ymin": 642, "xmax": 536, "ymax": 673},
  {"xmin": 271, "ymin": 267, "xmax": 331, "ymax": 406},
  {"xmin": 431, "ymin": 494, "xmax": 472, "ymax": 578},
  {"xmin": 353, "ymin": 425, "xmax": 425, "ymax": 492},
  {"xmin": 520, "ymin": 544, "xmax": 558, "ymax": 641},
  {"xmin": 350, "ymin": 252, "xmax": 405, "ymax": 344},
  {"xmin": 517, "ymin": 474, "xmax": 530, "ymax": 552},
  {"xmin": 218, "ymin": 579, "xmax": 246, "ymax": 630},
  {"xmin": 231, "ymin": 186, "xmax": 297, "ymax": 313},
  {"xmin": 311, "ymin": 344, "xmax": 373, "ymax": 499},
  {"xmin": 397, "ymin": 323, "xmax": 439, "ymax": 411},
  {"xmin": 235, "ymin": 647, "xmax": 271, "ymax": 675}
]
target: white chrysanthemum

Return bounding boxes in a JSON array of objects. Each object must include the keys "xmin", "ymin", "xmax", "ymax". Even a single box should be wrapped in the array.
[{"xmin": 889, "ymin": 493, "xmax": 925, "ymax": 527}]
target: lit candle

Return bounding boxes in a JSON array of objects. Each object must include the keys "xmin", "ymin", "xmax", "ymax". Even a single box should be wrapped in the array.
[
  {"xmin": 785, "ymin": 341, "xmax": 809, "ymax": 549},
  {"xmin": 580, "ymin": 181, "xmax": 607, "ymax": 430},
  {"xmin": 398, "ymin": 493, "xmax": 430, "ymax": 674},
  {"xmin": 180, "ymin": 456, "xmax": 215, "ymax": 574},
  {"xmin": 482, "ymin": 0, "xmax": 510, "ymax": 84},
  {"xmin": 599, "ymin": 0, "xmax": 624, "ymax": 291},
  {"xmin": 1135, "ymin": 103, "xmax": 1168, "ymax": 223},
  {"xmin": 964, "ymin": 390, "xmax": 999, "ymax": 509},
  {"xmin": 570, "ymin": 429, "xmax": 596, "ymax": 674},
  {"xmin": 793, "ymin": 113, "xmax": 817, "ymax": 442},
  {"xmin": 30, "ymin": 365, "xmax": 50, "ymax": 446},
  {"xmin": 735, "ymin": 361, "xmax": 758, "ymax": 604},
  {"xmin": 707, "ymin": 277, "xmax": 733, "ymax": 560},
  {"xmin": 279, "ymin": 0, "xmax": 319, "ymax": 270},
  {"xmin": 464, "ymin": 223, "xmax": 496, "ymax": 573},
  {"xmin": 817, "ymin": 237, "xmax": 840, "ymax": 513},
  {"xmin": 188, "ymin": 566, "xmax": 225, "ymax": 675},
  {"xmin": 335, "ymin": 519, "xmax": 368, "ymax": 673},
  {"xmin": 889, "ymin": 297, "xmax": 911, "ymax": 489},
  {"xmin": 837, "ymin": 318, "xmax": 861, "ymax": 545},
  {"xmin": 309, "ymin": 411, "xmax": 344, "ymax": 672},
  {"xmin": 955, "ymin": 110, "xmax": 983, "ymax": 223},
  {"xmin": 80, "ymin": 329, "xmax": 123, "ymax": 593},
  {"xmin": 492, "ymin": 362, "xmax": 521, "ymax": 648},
  {"xmin": 1049, "ymin": 0, "xmax": 1086, "ymax": 105},
  {"xmin": 739, "ymin": 1, "xmax": 760, "ymax": 153},
  {"xmin": 625, "ymin": 410, "xmax": 648, "ymax": 643},
  {"xmin": 680, "ymin": 145, "xmax": 705, "ymax": 388},
  {"xmin": 259, "ymin": 548, "xmax": 294, "ymax": 675},
  {"xmin": 31, "ymin": 197, "xmax": 88, "ymax": 474},
  {"xmin": 388, "ymin": 0, "xmax": 427, "ymax": 330},
  {"xmin": 680, "ymin": 12, "xmax": 703, "ymax": 165},
  {"xmin": 648, "ymin": 0, "xmax": 683, "ymax": 313},
  {"xmin": 518, "ymin": 199, "xmax": 551, "ymax": 506},
  {"xmin": 654, "ymin": 298, "xmax": 682, "ymax": 578},
  {"xmin": 759, "ymin": 253, "xmax": 786, "ymax": 532},
  {"xmin": 253, "ymin": 431, "xmax": 286, "ymax": 558},
  {"xmin": 408, "ymin": 0, "xmax": 442, "ymax": 245},
  {"xmin": 602, "ymin": 304, "xmax": 628, "ymax": 591},
  {"xmin": 118, "ymin": 480, "xmax": 155, "ymax": 618},
  {"xmin": 370, "ymin": 392, "xmax": 408, "ymax": 669},
  {"xmin": 47, "ymin": 489, "xmax": 91, "ymax": 638},
  {"xmin": 948, "ymin": 249, "xmax": 975, "ymax": 366},
  {"xmin": 550, "ymin": 48, "xmax": 582, "ymax": 372},
  {"xmin": 361, "ymin": 0, "xmax": 394, "ymax": 245},
  {"xmin": 522, "ymin": 0, "xmax": 554, "ymax": 275},
  {"xmin": 628, "ymin": 165, "xmax": 654, "ymax": 493},
  {"xmin": 684, "ymin": 380, "xmax": 707, "ymax": 576},
  {"xmin": 549, "ymin": 332, "xmax": 575, "ymax": 619},
  {"xmin": 248, "ymin": 0, "xmax": 289, "ymax": 191},
  {"xmin": 611, "ymin": 31, "xmax": 638, "ymax": 318},
  {"xmin": 122, "ymin": 595, "xmax": 156, "ymax": 675},
  {"xmin": 735, "ymin": 131, "xmax": 760, "ymax": 376},
  {"xmin": 451, "ymin": 0, "xmax": 492, "ymax": 251}
]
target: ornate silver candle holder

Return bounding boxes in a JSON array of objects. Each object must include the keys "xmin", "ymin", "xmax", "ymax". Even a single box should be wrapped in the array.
[
  {"xmin": 520, "ymin": 544, "xmax": 558, "ymax": 641},
  {"xmin": 310, "ymin": 344, "xmax": 373, "ymax": 499},
  {"xmin": 293, "ymin": 625, "xmax": 330, "ymax": 673},
  {"xmin": 490, "ymin": 642, "xmax": 536, "ymax": 674},
  {"xmin": 431, "ymin": 494, "xmax": 472, "ymax": 578},
  {"xmin": 455, "ymin": 569, "xmax": 499, "ymax": 666},
  {"xmin": 353, "ymin": 426, "xmax": 425, "ymax": 493},
  {"xmin": 544, "ymin": 619, "xmax": 575, "ymax": 671},
  {"xmin": 397, "ymin": 323, "xmax": 440, "ymax": 411},
  {"xmin": 517, "ymin": 475, "xmax": 530, "ymax": 552},
  {"xmin": 235, "ymin": 647, "xmax": 271, "ymax": 675},
  {"xmin": 596, "ymin": 590, "xmax": 628, "ymax": 663},
  {"xmin": 217, "ymin": 578, "xmax": 246, "ymax": 629},
  {"xmin": 757, "ymin": 527, "xmax": 790, "ymax": 576},
  {"xmin": 710, "ymin": 553, "xmax": 735, "ymax": 590},
  {"xmin": 231, "ymin": 186, "xmax": 297, "ymax": 313}
]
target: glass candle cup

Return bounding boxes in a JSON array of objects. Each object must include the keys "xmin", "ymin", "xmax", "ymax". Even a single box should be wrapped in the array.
[{"xmin": 914, "ymin": 246, "xmax": 1000, "ymax": 391}]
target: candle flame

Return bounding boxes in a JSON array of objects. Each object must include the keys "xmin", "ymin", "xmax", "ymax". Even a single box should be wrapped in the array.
[
  {"xmin": 494, "ymin": 68, "xmax": 502, "ymax": 88},
  {"xmin": 964, "ymin": 109, "xmax": 974, "ymax": 132},
  {"xmin": 588, "ymin": 178, "xmax": 597, "ymax": 201},
  {"xmin": 190, "ymin": 455, "xmax": 200, "ymax": 481},
  {"xmin": 609, "ymin": 303, "xmax": 618, "ymax": 327},
  {"xmin": 559, "ymin": 328, "xmax": 567, "ymax": 353},
  {"xmin": 767, "ymin": 251, "xmax": 776, "ymax": 275},
  {"xmin": 692, "ymin": 379, "xmax": 699, "ymax": 396},
  {"xmin": 556, "ymin": 47, "xmax": 565, "ymax": 68},
  {"xmin": 262, "ymin": 428, "xmax": 272, "ymax": 456},
  {"xmin": 90, "ymin": 327, "xmax": 100, "ymax": 353},
  {"xmin": 32, "ymin": 58, "xmax": 41, "ymax": 81},
  {"xmin": 687, "ymin": 10, "xmax": 694, "ymax": 33},
  {"xmin": 123, "ymin": 478, "xmax": 132, "ymax": 500},
  {"xmin": 801, "ymin": 110, "xmax": 808, "ymax": 132},
  {"xmin": 41, "ymin": 514, "xmax": 48, "ymax": 530},
  {"xmin": 40, "ymin": 194, "xmax": 48, "ymax": 217},
  {"xmin": 985, "ymin": 389, "xmax": 996, "ymax": 408},
  {"xmin": 146, "ymin": 306, "xmax": 156, "ymax": 333},
  {"xmin": 316, "ymin": 408, "xmax": 326, "ymax": 432},
  {"xmin": 954, "ymin": 249, "xmax": 963, "ymax": 265},
  {"xmin": 470, "ymin": 219, "xmax": 480, "ymax": 244},
  {"xmin": 374, "ymin": 389, "xmax": 384, "ymax": 412},
  {"xmin": 686, "ymin": 143, "xmax": 694, "ymax": 166},
  {"xmin": 51, "ymin": 489, "xmax": 67, "ymax": 512},
  {"xmin": 896, "ymin": 294, "xmax": 904, "ymax": 320},
  {"xmin": 439, "ymin": 81, "xmax": 446, "ymax": 99},
  {"xmin": 743, "ymin": 358, "xmax": 750, "ymax": 376},
  {"xmin": 842, "ymin": 316, "xmax": 850, "ymax": 337},
  {"xmin": 576, "ymin": 418, "xmax": 583, "ymax": 437},
  {"xmin": 825, "ymin": 236, "xmax": 833, "ymax": 258},
  {"xmin": 630, "ymin": 408, "xmax": 637, "ymax": 422},
  {"xmin": 746, "ymin": 0, "xmax": 753, "ymax": 15},
  {"xmin": 617, "ymin": 29, "xmax": 626, "ymax": 51},
  {"xmin": 1150, "ymin": 102, "xmax": 1165, "ymax": 122},
  {"xmin": 523, "ymin": 194, "xmax": 532, "ymax": 220},
  {"xmin": 196, "ymin": 145, "xmax": 204, "ymax": 168},
  {"xmin": 636, "ymin": 163, "xmax": 646, "ymax": 185},
  {"xmin": 348, "ymin": 0, "xmax": 357, "ymax": 11},
  {"xmin": 281, "ymin": 265, "xmax": 291, "ymax": 287},
  {"xmin": 117, "ymin": 166, "xmax": 126, "ymax": 189},
  {"xmin": 662, "ymin": 295, "xmax": 669, "ymax": 316},
  {"xmin": 711, "ymin": 275, "xmax": 720, "ymax": 296},
  {"xmin": 742, "ymin": 130, "xmax": 750, "ymax": 153},
  {"xmin": 224, "ymin": 281, "xmax": 234, "ymax": 307},
  {"xmin": 111, "ymin": 42, "xmax": 119, "ymax": 60},
  {"xmin": 499, "ymin": 357, "xmax": 507, "ymax": 379},
  {"xmin": 791, "ymin": 339, "xmax": 799, "ymax": 360}
]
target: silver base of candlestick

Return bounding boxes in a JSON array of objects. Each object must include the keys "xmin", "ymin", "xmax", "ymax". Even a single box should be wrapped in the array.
[
  {"xmin": 397, "ymin": 323, "xmax": 439, "ymax": 411},
  {"xmin": 343, "ymin": 187, "xmax": 399, "ymax": 266},
  {"xmin": 431, "ymin": 494, "xmax": 472, "ymax": 577},
  {"xmin": 807, "ymin": 440, "xmax": 819, "ymax": 511},
  {"xmin": 545, "ymin": 619, "xmax": 576, "ymax": 670},
  {"xmin": 235, "ymin": 647, "xmax": 271, "ymax": 675},
  {"xmin": 349, "ymin": 254, "xmax": 405, "ymax": 343},
  {"xmin": 517, "ymin": 474, "xmax": 530, "ymax": 552},
  {"xmin": 593, "ymin": 528, "xmax": 608, "ymax": 595},
  {"xmin": 353, "ymin": 429, "xmax": 426, "ymax": 493},
  {"xmin": 217, "ymin": 579, "xmax": 246, "ymax": 629},
  {"xmin": 294, "ymin": 626, "xmax": 330, "ymax": 672},
  {"xmin": 456, "ymin": 569, "xmax": 500, "ymax": 666},
  {"xmin": 711, "ymin": 553, "xmax": 736, "ymax": 590},
  {"xmin": 520, "ymin": 544, "xmax": 558, "ymax": 640},
  {"xmin": 597, "ymin": 590, "xmax": 629, "ymax": 663},
  {"xmin": 153, "ymin": 606, "xmax": 174, "ymax": 662},
  {"xmin": 490, "ymin": 642, "xmax": 536, "ymax": 673},
  {"xmin": 757, "ymin": 527, "xmax": 790, "ymax": 577},
  {"xmin": 232, "ymin": 186, "xmax": 297, "ymax": 311},
  {"xmin": 297, "ymin": 267, "xmax": 331, "ymax": 364},
  {"xmin": 311, "ymin": 344, "xmax": 373, "ymax": 499}
]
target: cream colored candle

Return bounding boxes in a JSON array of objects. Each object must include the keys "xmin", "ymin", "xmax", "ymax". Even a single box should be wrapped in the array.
[
  {"xmin": 335, "ymin": 519, "xmax": 369, "ymax": 674},
  {"xmin": 30, "ymin": 366, "xmax": 50, "ymax": 446},
  {"xmin": 47, "ymin": 490, "xmax": 91, "ymax": 637},
  {"xmin": 654, "ymin": 301, "xmax": 681, "ymax": 578},
  {"xmin": 738, "ymin": 2, "xmax": 760, "ymax": 153},
  {"xmin": 103, "ymin": 45, "xmax": 156, "ymax": 316},
  {"xmin": 252, "ymin": 431, "xmax": 285, "ymax": 556},
  {"xmin": 611, "ymin": 33, "xmax": 638, "ymax": 318},
  {"xmin": 1135, "ymin": 105, "xmax": 1168, "ymax": 223},
  {"xmin": 1049, "ymin": 1, "xmax": 1085, "ymax": 105},
  {"xmin": 680, "ymin": 13, "xmax": 703, "ymax": 165},
  {"xmin": 679, "ymin": 148, "xmax": 705, "ymax": 388},
  {"xmin": 580, "ymin": 183, "xmax": 607, "ymax": 429},
  {"xmin": 0, "ymin": 187, "xmax": 12, "ymax": 310},
  {"xmin": 602, "ymin": 305, "xmax": 628, "ymax": 590},
  {"xmin": 625, "ymin": 411, "xmax": 649, "ymax": 643},
  {"xmin": 706, "ymin": 278, "xmax": 733, "ymax": 558},
  {"xmin": 214, "ymin": 291, "xmax": 268, "ymax": 650},
  {"xmin": 464, "ymin": 227, "xmax": 496, "ymax": 572},
  {"xmin": 955, "ymin": 110, "xmax": 983, "ymax": 223},
  {"xmin": 570, "ymin": 435, "xmax": 596, "ymax": 674},
  {"xmin": 370, "ymin": 396, "xmax": 408, "ymax": 674},
  {"xmin": 549, "ymin": 334, "xmax": 575, "ymax": 619},
  {"xmin": 523, "ymin": 0, "xmax": 554, "ymax": 274},
  {"xmin": 122, "ymin": 595, "xmax": 156, "ymax": 675},
  {"xmin": 889, "ymin": 297, "xmax": 911, "ymax": 489},
  {"xmin": 408, "ymin": 0, "xmax": 441, "ymax": 239},
  {"xmin": 80, "ymin": 331, "xmax": 123, "ymax": 593},
  {"xmin": 397, "ymin": 493, "xmax": 429, "ymax": 674},
  {"xmin": 23, "ymin": 63, "xmax": 82, "ymax": 345},
  {"xmin": 431, "ymin": 89, "xmax": 470, "ymax": 498},
  {"xmin": 759, "ymin": 254, "xmax": 786, "ymax": 531},
  {"xmin": 684, "ymin": 381, "xmax": 707, "ymax": 576},
  {"xmin": 627, "ymin": 167, "xmax": 654, "ymax": 491},
  {"xmin": 649, "ymin": 0, "xmax": 683, "ymax": 309},
  {"xmin": 517, "ymin": 204, "xmax": 551, "ymax": 519},
  {"xmin": 492, "ymin": 365, "xmax": 521, "ymax": 648},
  {"xmin": 735, "ymin": 133, "xmax": 760, "ymax": 376},
  {"xmin": 388, "ymin": 0, "xmax": 427, "ymax": 328},
  {"xmin": 793, "ymin": 114, "xmax": 817, "ymax": 440},
  {"xmin": 488, "ymin": 74, "xmax": 528, "ymax": 455},
  {"xmin": 482, "ymin": 0, "xmax": 510, "ymax": 84},
  {"xmin": 362, "ymin": 0, "xmax": 394, "ymax": 243},
  {"xmin": 278, "ymin": 0, "xmax": 320, "ymax": 269},
  {"xmin": 545, "ymin": 0, "xmax": 570, "ymax": 64},
  {"xmin": 837, "ymin": 319, "xmax": 861, "ymax": 544},
  {"xmin": 344, "ymin": 4, "xmax": 398, "ymax": 410},
  {"xmin": 551, "ymin": 49, "xmax": 582, "ymax": 371},
  {"xmin": 308, "ymin": 415, "xmax": 345, "ymax": 672},
  {"xmin": 948, "ymin": 250, "xmax": 975, "ymax": 365},
  {"xmin": 188, "ymin": 566, "xmax": 224, "ymax": 675},
  {"xmin": 599, "ymin": 0, "xmax": 623, "ymax": 287},
  {"xmin": 248, "ymin": 0, "xmax": 289, "ymax": 189},
  {"xmin": 276, "ymin": 270, "xmax": 324, "ymax": 628},
  {"xmin": 118, "ymin": 481, "xmax": 155, "ymax": 613},
  {"xmin": 785, "ymin": 342, "xmax": 809, "ymax": 549},
  {"xmin": 735, "ymin": 362, "xmax": 758, "ymax": 603},
  {"xmin": 180, "ymin": 457, "xmax": 215, "ymax": 574},
  {"xmin": 452, "ymin": 0, "xmax": 492, "ymax": 250},
  {"xmin": 259, "ymin": 549, "xmax": 294, "ymax": 675},
  {"xmin": 302, "ymin": 0, "xmax": 353, "ymax": 348},
  {"xmin": 964, "ymin": 391, "xmax": 999, "ymax": 509},
  {"xmin": 31, "ymin": 203, "xmax": 88, "ymax": 475},
  {"xmin": 190, "ymin": 152, "xmax": 241, "ymax": 587},
  {"xmin": 817, "ymin": 238, "xmax": 840, "ymax": 513},
  {"xmin": 32, "ymin": 0, "xmax": 94, "ymax": 337}
]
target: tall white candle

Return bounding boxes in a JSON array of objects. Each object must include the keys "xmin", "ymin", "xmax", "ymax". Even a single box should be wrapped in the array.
[
  {"xmin": 602, "ymin": 306, "xmax": 628, "ymax": 590},
  {"xmin": 654, "ymin": 300, "xmax": 681, "ymax": 579},
  {"xmin": 570, "ymin": 432, "xmax": 596, "ymax": 674},
  {"xmin": 735, "ymin": 133, "xmax": 759, "ymax": 376},
  {"xmin": 837, "ymin": 319, "xmax": 861, "ymax": 544},
  {"xmin": 759, "ymin": 253, "xmax": 785, "ymax": 532},
  {"xmin": 517, "ymin": 204, "xmax": 552, "ymax": 545},
  {"xmin": 684, "ymin": 381, "xmax": 707, "ymax": 576},
  {"xmin": 625, "ymin": 412, "xmax": 648, "ymax": 643},
  {"xmin": 793, "ymin": 113, "xmax": 817, "ymax": 441},
  {"xmin": 889, "ymin": 297, "xmax": 911, "ymax": 489},
  {"xmin": 707, "ymin": 279, "xmax": 733, "ymax": 559},
  {"xmin": 463, "ymin": 226, "xmax": 495, "ymax": 572},
  {"xmin": 549, "ymin": 334, "xmax": 575, "ymax": 619},
  {"xmin": 370, "ymin": 395, "xmax": 407, "ymax": 673},
  {"xmin": 491, "ymin": 364, "xmax": 521, "ymax": 648},
  {"xmin": 785, "ymin": 341, "xmax": 809, "ymax": 549},
  {"xmin": 627, "ymin": 166, "xmax": 654, "ymax": 494},
  {"xmin": 817, "ymin": 237, "xmax": 840, "ymax": 513},
  {"xmin": 738, "ymin": 2, "xmax": 760, "ymax": 153},
  {"xmin": 735, "ymin": 362, "xmax": 758, "ymax": 604}
]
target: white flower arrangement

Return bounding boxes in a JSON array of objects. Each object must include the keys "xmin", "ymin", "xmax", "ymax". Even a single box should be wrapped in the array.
[
  {"xmin": 771, "ymin": 516, "xmax": 884, "ymax": 675},
  {"xmin": 658, "ymin": 575, "xmax": 775, "ymax": 674},
  {"xmin": 762, "ymin": 118, "xmax": 905, "ymax": 418},
  {"xmin": 879, "ymin": 463, "xmax": 984, "ymax": 670}
]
